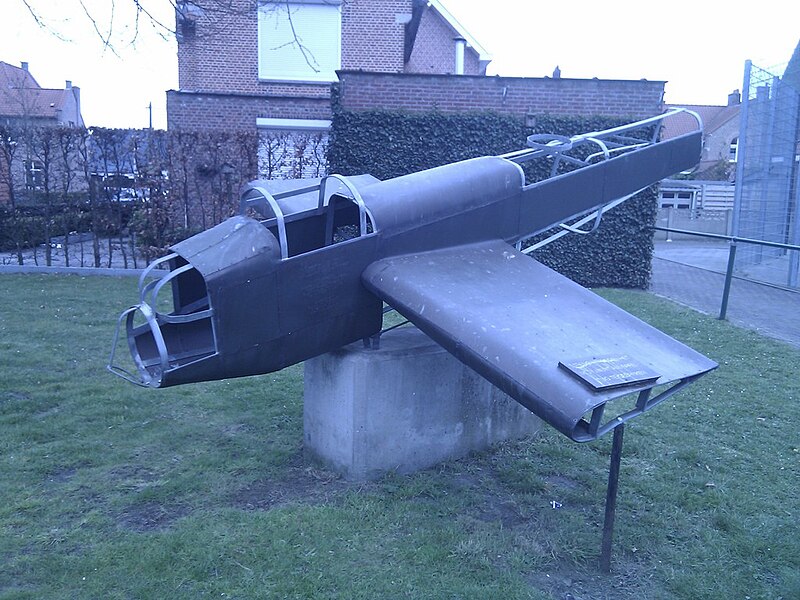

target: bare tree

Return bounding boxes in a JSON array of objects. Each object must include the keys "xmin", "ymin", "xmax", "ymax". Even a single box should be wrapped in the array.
[
  {"xmin": 55, "ymin": 127, "xmax": 84, "ymax": 266},
  {"xmin": 18, "ymin": 0, "xmax": 336, "ymax": 67},
  {"xmin": 0, "ymin": 126, "xmax": 20, "ymax": 210},
  {"xmin": 28, "ymin": 126, "xmax": 56, "ymax": 265}
]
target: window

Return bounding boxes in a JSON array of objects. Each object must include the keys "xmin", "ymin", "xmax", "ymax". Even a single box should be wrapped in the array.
[
  {"xmin": 660, "ymin": 191, "xmax": 693, "ymax": 210},
  {"xmin": 24, "ymin": 159, "xmax": 43, "ymax": 190},
  {"xmin": 728, "ymin": 137, "xmax": 738, "ymax": 162},
  {"xmin": 258, "ymin": 1, "xmax": 342, "ymax": 82}
]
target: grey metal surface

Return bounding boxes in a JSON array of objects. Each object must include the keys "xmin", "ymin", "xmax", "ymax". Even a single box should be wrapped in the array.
[
  {"xmin": 363, "ymin": 241, "xmax": 717, "ymax": 442},
  {"xmin": 109, "ymin": 110, "xmax": 715, "ymax": 441},
  {"xmin": 241, "ymin": 174, "xmax": 380, "ymax": 219},
  {"xmin": 113, "ymin": 214, "xmax": 382, "ymax": 388}
]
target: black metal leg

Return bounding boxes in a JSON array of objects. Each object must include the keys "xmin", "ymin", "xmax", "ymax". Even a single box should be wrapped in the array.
[
  {"xmin": 600, "ymin": 422, "xmax": 625, "ymax": 573},
  {"xmin": 719, "ymin": 241, "xmax": 737, "ymax": 320}
]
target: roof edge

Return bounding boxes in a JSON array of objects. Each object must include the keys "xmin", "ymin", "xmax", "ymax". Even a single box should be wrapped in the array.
[
  {"xmin": 337, "ymin": 70, "xmax": 667, "ymax": 85},
  {"xmin": 427, "ymin": 0, "xmax": 491, "ymax": 62}
]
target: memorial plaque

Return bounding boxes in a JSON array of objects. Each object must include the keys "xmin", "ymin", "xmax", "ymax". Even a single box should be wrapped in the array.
[{"xmin": 558, "ymin": 355, "xmax": 660, "ymax": 392}]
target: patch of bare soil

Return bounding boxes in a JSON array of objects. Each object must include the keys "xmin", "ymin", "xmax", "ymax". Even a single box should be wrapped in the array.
[
  {"xmin": 118, "ymin": 500, "xmax": 190, "ymax": 532},
  {"xmin": 1, "ymin": 391, "xmax": 31, "ymax": 404},
  {"xmin": 525, "ymin": 558, "xmax": 651, "ymax": 600},
  {"xmin": 543, "ymin": 474, "xmax": 581, "ymax": 491},
  {"xmin": 46, "ymin": 466, "xmax": 80, "ymax": 484},
  {"xmin": 229, "ymin": 459, "xmax": 353, "ymax": 511},
  {"xmin": 475, "ymin": 498, "xmax": 527, "ymax": 528},
  {"xmin": 109, "ymin": 463, "xmax": 191, "ymax": 532}
]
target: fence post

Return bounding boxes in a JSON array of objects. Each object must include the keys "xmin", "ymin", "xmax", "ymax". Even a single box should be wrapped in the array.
[
  {"xmin": 666, "ymin": 208, "xmax": 674, "ymax": 242},
  {"xmin": 731, "ymin": 60, "xmax": 751, "ymax": 240},
  {"xmin": 719, "ymin": 240, "xmax": 737, "ymax": 320}
]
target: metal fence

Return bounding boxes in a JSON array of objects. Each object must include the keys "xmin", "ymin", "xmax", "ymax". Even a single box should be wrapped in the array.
[
  {"xmin": 652, "ymin": 226, "xmax": 800, "ymax": 319},
  {"xmin": 733, "ymin": 52, "xmax": 800, "ymax": 288},
  {"xmin": 655, "ymin": 207, "xmax": 733, "ymax": 240}
]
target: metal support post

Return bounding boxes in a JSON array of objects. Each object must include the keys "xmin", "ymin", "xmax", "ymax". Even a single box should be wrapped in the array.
[
  {"xmin": 719, "ymin": 241, "xmax": 737, "ymax": 320},
  {"xmin": 600, "ymin": 422, "xmax": 625, "ymax": 573},
  {"xmin": 730, "ymin": 60, "xmax": 751, "ymax": 240}
]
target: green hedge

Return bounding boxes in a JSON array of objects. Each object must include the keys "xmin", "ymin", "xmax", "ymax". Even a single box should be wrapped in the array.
[
  {"xmin": 328, "ymin": 110, "xmax": 657, "ymax": 289},
  {"xmin": 0, "ymin": 204, "xmax": 133, "ymax": 253}
]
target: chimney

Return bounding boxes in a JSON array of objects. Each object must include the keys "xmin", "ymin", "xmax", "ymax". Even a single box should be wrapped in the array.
[
  {"xmin": 73, "ymin": 85, "xmax": 82, "ymax": 127},
  {"xmin": 66, "ymin": 80, "xmax": 72, "ymax": 89},
  {"xmin": 454, "ymin": 37, "xmax": 466, "ymax": 75},
  {"xmin": 21, "ymin": 61, "xmax": 29, "ymax": 72},
  {"xmin": 728, "ymin": 89, "xmax": 741, "ymax": 106}
]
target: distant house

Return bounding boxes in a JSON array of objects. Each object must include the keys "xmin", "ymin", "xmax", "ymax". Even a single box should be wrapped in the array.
[
  {"xmin": 168, "ymin": 0, "xmax": 489, "ymax": 133},
  {"xmin": 658, "ymin": 178, "xmax": 735, "ymax": 211},
  {"xmin": 167, "ymin": 0, "xmax": 491, "ymax": 177},
  {"xmin": 0, "ymin": 61, "xmax": 85, "ymax": 206},
  {"xmin": 662, "ymin": 91, "xmax": 741, "ymax": 180},
  {"xmin": 0, "ymin": 61, "xmax": 84, "ymax": 128},
  {"xmin": 656, "ymin": 91, "xmax": 742, "ymax": 212},
  {"xmin": 167, "ymin": 0, "xmax": 672, "ymax": 182}
]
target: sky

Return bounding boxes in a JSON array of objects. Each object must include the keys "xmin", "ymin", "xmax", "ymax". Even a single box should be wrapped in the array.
[{"xmin": 0, "ymin": 0, "xmax": 798, "ymax": 130}]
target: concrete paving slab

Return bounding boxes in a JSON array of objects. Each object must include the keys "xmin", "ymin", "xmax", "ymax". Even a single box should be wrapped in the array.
[
  {"xmin": 654, "ymin": 240, "xmax": 731, "ymax": 273},
  {"xmin": 650, "ymin": 256, "xmax": 800, "ymax": 349}
]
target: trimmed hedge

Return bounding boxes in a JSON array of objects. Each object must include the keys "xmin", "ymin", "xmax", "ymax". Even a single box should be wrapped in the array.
[
  {"xmin": 328, "ymin": 110, "xmax": 657, "ymax": 289},
  {"xmin": 0, "ymin": 203, "xmax": 135, "ymax": 256}
]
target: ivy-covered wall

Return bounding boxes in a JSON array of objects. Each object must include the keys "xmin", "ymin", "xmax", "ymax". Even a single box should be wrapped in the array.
[{"xmin": 328, "ymin": 110, "xmax": 657, "ymax": 289}]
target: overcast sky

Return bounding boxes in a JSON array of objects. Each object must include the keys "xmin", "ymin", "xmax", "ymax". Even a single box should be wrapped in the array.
[{"xmin": 1, "ymin": 0, "xmax": 798, "ymax": 129}]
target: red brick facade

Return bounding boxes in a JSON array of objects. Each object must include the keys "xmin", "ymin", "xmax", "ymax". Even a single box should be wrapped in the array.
[
  {"xmin": 168, "ymin": 1, "xmax": 665, "ymax": 182},
  {"xmin": 341, "ymin": 0, "xmax": 408, "ymax": 73},
  {"xmin": 405, "ymin": 8, "xmax": 481, "ymax": 75},
  {"xmin": 167, "ymin": 90, "xmax": 331, "ymax": 131},
  {"xmin": 337, "ymin": 72, "xmax": 665, "ymax": 118},
  {"xmin": 169, "ymin": 0, "xmax": 486, "ymax": 132}
]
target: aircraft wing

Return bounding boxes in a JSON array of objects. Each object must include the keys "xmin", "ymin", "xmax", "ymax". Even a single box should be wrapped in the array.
[{"xmin": 362, "ymin": 240, "xmax": 717, "ymax": 442}]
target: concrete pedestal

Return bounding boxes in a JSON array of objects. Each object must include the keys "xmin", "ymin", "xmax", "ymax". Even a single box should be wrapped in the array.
[{"xmin": 303, "ymin": 326, "xmax": 542, "ymax": 480}]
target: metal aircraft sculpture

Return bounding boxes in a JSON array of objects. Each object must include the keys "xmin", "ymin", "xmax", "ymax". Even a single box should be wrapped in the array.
[{"xmin": 109, "ymin": 109, "xmax": 716, "ymax": 444}]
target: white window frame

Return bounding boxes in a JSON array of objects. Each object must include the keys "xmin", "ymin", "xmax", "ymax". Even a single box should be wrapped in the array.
[
  {"xmin": 256, "ymin": 117, "xmax": 332, "ymax": 131},
  {"xmin": 24, "ymin": 159, "xmax": 44, "ymax": 190},
  {"xmin": 257, "ymin": 0, "xmax": 342, "ymax": 83},
  {"xmin": 728, "ymin": 137, "xmax": 739, "ymax": 163},
  {"xmin": 660, "ymin": 190, "xmax": 694, "ymax": 210}
]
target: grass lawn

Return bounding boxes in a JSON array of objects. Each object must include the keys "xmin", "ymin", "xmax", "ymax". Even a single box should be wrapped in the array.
[{"xmin": 0, "ymin": 273, "xmax": 797, "ymax": 599}]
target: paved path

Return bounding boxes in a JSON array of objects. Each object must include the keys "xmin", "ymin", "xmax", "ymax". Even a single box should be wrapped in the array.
[{"xmin": 650, "ymin": 251, "xmax": 800, "ymax": 349}]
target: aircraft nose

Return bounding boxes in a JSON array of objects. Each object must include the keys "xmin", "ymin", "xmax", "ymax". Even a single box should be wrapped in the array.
[{"xmin": 108, "ymin": 253, "xmax": 217, "ymax": 388}]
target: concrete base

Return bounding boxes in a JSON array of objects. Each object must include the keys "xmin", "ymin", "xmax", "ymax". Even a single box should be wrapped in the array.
[{"xmin": 303, "ymin": 326, "xmax": 542, "ymax": 480}]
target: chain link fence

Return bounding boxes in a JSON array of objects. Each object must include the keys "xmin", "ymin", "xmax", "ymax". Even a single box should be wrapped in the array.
[{"xmin": 733, "ymin": 47, "xmax": 800, "ymax": 288}]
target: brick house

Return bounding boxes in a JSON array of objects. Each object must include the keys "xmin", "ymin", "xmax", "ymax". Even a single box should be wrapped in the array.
[
  {"xmin": 169, "ymin": 0, "xmax": 488, "ymax": 131},
  {"xmin": 167, "ymin": 0, "xmax": 490, "ymax": 177},
  {"xmin": 654, "ymin": 91, "xmax": 742, "ymax": 214},
  {"xmin": 0, "ymin": 61, "xmax": 84, "ymax": 206},
  {"xmin": 0, "ymin": 61, "xmax": 84, "ymax": 128},
  {"xmin": 662, "ymin": 90, "xmax": 742, "ymax": 181},
  {"xmin": 168, "ymin": 0, "xmax": 668, "ymax": 180}
]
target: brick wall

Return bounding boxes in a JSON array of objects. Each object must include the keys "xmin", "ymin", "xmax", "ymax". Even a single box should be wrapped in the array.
[
  {"xmin": 342, "ymin": 0, "xmax": 409, "ymax": 73},
  {"xmin": 337, "ymin": 72, "xmax": 666, "ymax": 117},
  {"xmin": 177, "ymin": 0, "xmax": 413, "ymax": 101},
  {"xmin": 177, "ymin": 0, "xmax": 263, "ymax": 95},
  {"xmin": 171, "ymin": 0, "xmax": 494, "ymax": 133},
  {"xmin": 698, "ymin": 116, "xmax": 739, "ymax": 173},
  {"xmin": 405, "ymin": 6, "xmax": 481, "ymax": 75},
  {"xmin": 167, "ymin": 90, "xmax": 332, "ymax": 132}
]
